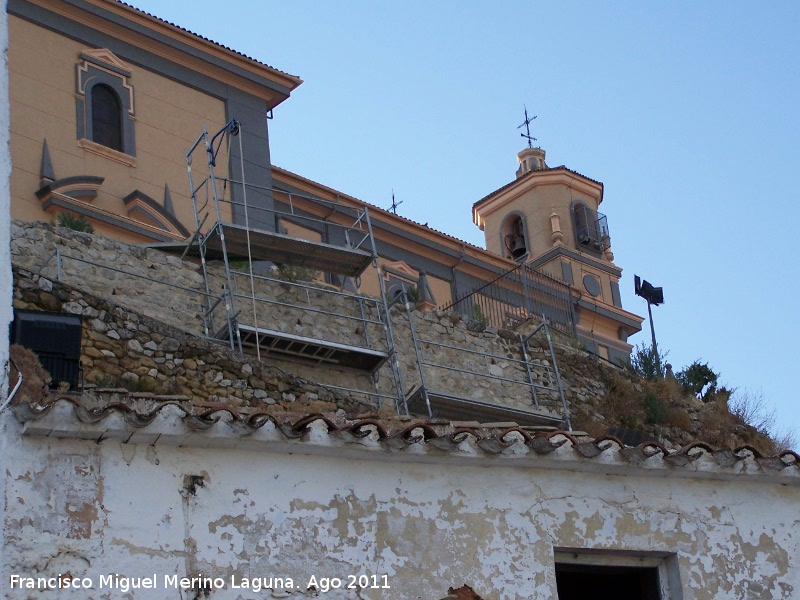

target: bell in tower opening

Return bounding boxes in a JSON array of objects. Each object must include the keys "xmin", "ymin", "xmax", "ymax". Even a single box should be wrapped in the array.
[{"xmin": 503, "ymin": 214, "xmax": 528, "ymax": 260}]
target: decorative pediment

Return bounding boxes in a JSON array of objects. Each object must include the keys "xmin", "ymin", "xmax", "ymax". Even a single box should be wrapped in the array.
[
  {"xmin": 124, "ymin": 190, "xmax": 189, "ymax": 238},
  {"xmin": 79, "ymin": 49, "xmax": 132, "ymax": 75},
  {"xmin": 30, "ymin": 141, "xmax": 185, "ymax": 242},
  {"xmin": 76, "ymin": 49, "xmax": 135, "ymax": 116},
  {"xmin": 383, "ymin": 260, "xmax": 418, "ymax": 281}
]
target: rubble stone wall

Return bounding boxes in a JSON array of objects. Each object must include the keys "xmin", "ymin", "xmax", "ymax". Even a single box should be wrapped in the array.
[
  {"xmin": 12, "ymin": 266, "xmax": 371, "ymax": 416},
  {"xmin": 11, "ymin": 222, "xmax": 616, "ymax": 422}
]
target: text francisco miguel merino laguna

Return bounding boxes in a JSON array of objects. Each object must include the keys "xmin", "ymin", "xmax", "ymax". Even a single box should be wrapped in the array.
[{"xmin": 10, "ymin": 572, "xmax": 392, "ymax": 593}]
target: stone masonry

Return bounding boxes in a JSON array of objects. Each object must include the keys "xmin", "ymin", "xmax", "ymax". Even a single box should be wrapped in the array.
[{"xmin": 11, "ymin": 221, "xmax": 626, "ymax": 429}]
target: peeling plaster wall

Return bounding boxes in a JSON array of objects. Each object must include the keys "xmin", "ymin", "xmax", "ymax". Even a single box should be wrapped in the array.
[
  {"xmin": 1, "ymin": 0, "xmax": 14, "ymax": 583},
  {"xmin": 3, "ymin": 430, "xmax": 799, "ymax": 599},
  {"xmin": 0, "ymin": 4, "xmax": 9, "ymax": 363}
]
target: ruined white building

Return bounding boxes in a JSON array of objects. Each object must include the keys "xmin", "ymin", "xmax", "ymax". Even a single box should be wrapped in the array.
[{"xmin": 3, "ymin": 387, "xmax": 800, "ymax": 599}]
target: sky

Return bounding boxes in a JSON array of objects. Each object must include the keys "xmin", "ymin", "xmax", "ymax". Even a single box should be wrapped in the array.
[{"xmin": 128, "ymin": 1, "xmax": 800, "ymax": 443}]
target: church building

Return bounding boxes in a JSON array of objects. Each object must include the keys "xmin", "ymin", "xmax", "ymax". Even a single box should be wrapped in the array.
[{"xmin": 6, "ymin": 0, "xmax": 642, "ymax": 365}]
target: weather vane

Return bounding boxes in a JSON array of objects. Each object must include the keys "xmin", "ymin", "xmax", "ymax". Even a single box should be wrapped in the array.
[
  {"xmin": 389, "ymin": 189, "xmax": 403, "ymax": 214},
  {"xmin": 517, "ymin": 105, "xmax": 537, "ymax": 148}
]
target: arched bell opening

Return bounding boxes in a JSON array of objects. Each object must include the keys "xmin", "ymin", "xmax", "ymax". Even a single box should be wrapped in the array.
[{"xmin": 502, "ymin": 213, "xmax": 528, "ymax": 260}]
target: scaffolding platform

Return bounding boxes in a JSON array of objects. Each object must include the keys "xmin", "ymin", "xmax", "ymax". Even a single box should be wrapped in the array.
[
  {"xmin": 406, "ymin": 388, "xmax": 565, "ymax": 427},
  {"xmin": 233, "ymin": 325, "xmax": 389, "ymax": 371},
  {"xmin": 184, "ymin": 121, "xmax": 407, "ymax": 413},
  {"xmin": 202, "ymin": 223, "xmax": 373, "ymax": 278}
]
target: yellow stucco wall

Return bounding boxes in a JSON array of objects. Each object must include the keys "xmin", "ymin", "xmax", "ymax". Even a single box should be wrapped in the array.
[
  {"xmin": 483, "ymin": 184, "xmax": 600, "ymax": 262},
  {"xmin": 8, "ymin": 16, "xmax": 229, "ymax": 239},
  {"xmin": 354, "ymin": 259, "xmax": 451, "ymax": 306}
]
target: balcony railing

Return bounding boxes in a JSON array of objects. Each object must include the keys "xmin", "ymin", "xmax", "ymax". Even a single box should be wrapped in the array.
[
  {"xmin": 439, "ymin": 263, "xmax": 576, "ymax": 335},
  {"xmin": 574, "ymin": 204, "xmax": 610, "ymax": 251}
]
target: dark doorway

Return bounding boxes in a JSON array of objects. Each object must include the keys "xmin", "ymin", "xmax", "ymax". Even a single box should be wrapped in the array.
[{"xmin": 555, "ymin": 562, "xmax": 661, "ymax": 600}]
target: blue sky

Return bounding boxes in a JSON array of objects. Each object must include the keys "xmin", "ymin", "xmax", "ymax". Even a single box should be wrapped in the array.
[{"xmin": 129, "ymin": 1, "xmax": 800, "ymax": 443}]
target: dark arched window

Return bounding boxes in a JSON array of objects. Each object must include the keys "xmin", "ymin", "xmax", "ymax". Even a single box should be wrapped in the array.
[
  {"xmin": 573, "ymin": 203, "xmax": 591, "ymax": 244},
  {"xmin": 91, "ymin": 84, "xmax": 123, "ymax": 152}
]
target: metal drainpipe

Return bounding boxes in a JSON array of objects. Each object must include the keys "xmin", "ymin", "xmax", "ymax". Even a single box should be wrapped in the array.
[{"xmin": 0, "ymin": 358, "xmax": 23, "ymax": 414}]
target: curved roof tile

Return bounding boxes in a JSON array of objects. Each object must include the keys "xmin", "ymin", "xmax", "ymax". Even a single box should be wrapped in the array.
[
  {"xmin": 114, "ymin": 1, "xmax": 301, "ymax": 83},
  {"xmin": 12, "ymin": 395, "xmax": 800, "ymax": 482}
]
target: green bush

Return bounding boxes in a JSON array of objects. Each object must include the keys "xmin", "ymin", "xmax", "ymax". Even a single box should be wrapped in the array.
[
  {"xmin": 272, "ymin": 263, "xmax": 319, "ymax": 283},
  {"xmin": 55, "ymin": 212, "xmax": 94, "ymax": 233},
  {"xmin": 629, "ymin": 343, "xmax": 668, "ymax": 379},
  {"xmin": 644, "ymin": 394, "xmax": 668, "ymax": 424},
  {"xmin": 471, "ymin": 303, "xmax": 488, "ymax": 325},
  {"xmin": 676, "ymin": 360, "xmax": 718, "ymax": 398}
]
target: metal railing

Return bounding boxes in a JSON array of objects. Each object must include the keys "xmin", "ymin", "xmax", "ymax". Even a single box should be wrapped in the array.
[{"xmin": 440, "ymin": 263, "xmax": 576, "ymax": 335}]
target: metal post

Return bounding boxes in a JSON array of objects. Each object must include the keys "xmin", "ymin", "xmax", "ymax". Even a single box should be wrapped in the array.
[
  {"xmin": 365, "ymin": 206, "xmax": 407, "ymax": 413},
  {"xmin": 541, "ymin": 316, "xmax": 572, "ymax": 431},
  {"xmin": 403, "ymin": 292, "xmax": 431, "ymax": 418},
  {"xmin": 647, "ymin": 300, "xmax": 657, "ymax": 355},
  {"xmin": 521, "ymin": 264, "xmax": 532, "ymax": 317},
  {"xmin": 520, "ymin": 333, "xmax": 541, "ymax": 409}
]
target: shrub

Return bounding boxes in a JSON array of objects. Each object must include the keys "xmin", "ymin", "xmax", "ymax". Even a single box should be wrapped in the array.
[
  {"xmin": 55, "ymin": 212, "xmax": 94, "ymax": 233},
  {"xmin": 271, "ymin": 263, "xmax": 319, "ymax": 283},
  {"xmin": 665, "ymin": 407, "xmax": 692, "ymax": 430},
  {"xmin": 676, "ymin": 360, "xmax": 718, "ymax": 399},
  {"xmin": 9, "ymin": 344, "xmax": 51, "ymax": 402},
  {"xmin": 729, "ymin": 389, "xmax": 774, "ymax": 435},
  {"xmin": 771, "ymin": 428, "xmax": 799, "ymax": 453},
  {"xmin": 629, "ymin": 343, "xmax": 668, "ymax": 379},
  {"xmin": 471, "ymin": 303, "xmax": 488, "ymax": 325},
  {"xmin": 644, "ymin": 394, "xmax": 668, "ymax": 425}
]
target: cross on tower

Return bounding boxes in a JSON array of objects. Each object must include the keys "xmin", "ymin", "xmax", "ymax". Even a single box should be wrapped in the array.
[
  {"xmin": 517, "ymin": 105, "xmax": 537, "ymax": 148},
  {"xmin": 389, "ymin": 189, "xmax": 403, "ymax": 214}
]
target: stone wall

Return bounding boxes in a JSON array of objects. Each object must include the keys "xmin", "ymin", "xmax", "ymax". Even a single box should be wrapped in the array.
[
  {"xmin": 11, "ymin": 220, "xmax": 387, "ymax": 353},
  {"xmin": 12, "ymin": 265, "xmax": 375, "ymax": 416},
  {"xmin": 11, "ymin": 221, "xmax": 207, "ymax": 333},
  {"xmin": 10, "ymin": 221, "xmax": 625, "ymax": 428}
]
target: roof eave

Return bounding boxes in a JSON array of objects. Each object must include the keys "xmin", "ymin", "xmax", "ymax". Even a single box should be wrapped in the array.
[
  {"xmin": 473, "ymin": 166, "xmax": 605, "ymax": 213},
  {"xmin": 59, "ymin": 0, "xmax": 303, "ymax": 109}
]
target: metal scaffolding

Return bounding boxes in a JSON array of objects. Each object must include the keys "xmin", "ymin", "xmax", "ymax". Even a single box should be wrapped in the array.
[
  {"xmin": 403, "ymin": 293, "xmax": 571, "ymax": 429},
  {"xmin": 179, "ymin": 120, "xmax": 572, "ymax": 425},
  {"xmin": 185, "ymin": 120, "xmax": 406, "ymax": 413}
]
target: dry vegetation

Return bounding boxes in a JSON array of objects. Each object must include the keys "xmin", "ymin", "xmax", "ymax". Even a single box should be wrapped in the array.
[
  {"xmin": 8, "ymin": 344, "xmax": 50, "ymax": 404},
  {"xmin": 569, "ymin": 360, "xmax": 796, "ymax": 455}
]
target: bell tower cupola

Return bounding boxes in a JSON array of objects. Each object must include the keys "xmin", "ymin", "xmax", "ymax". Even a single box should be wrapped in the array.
[
  {"xmin": 516, "ymin": 147, "xmax": 547, "ymax": 177},
  {"xmin": 470, "ymin": 111, "xmax": 644, "ymax": 364}
]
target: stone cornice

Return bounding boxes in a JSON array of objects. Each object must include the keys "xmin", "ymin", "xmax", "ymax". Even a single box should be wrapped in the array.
[
  {"xmin": 529, "ymin": 245, "xmax": 622, "ymax": 277},
  {"xmin": 42, "ymin": 191, "xmax": 185, "ymax": 242}
]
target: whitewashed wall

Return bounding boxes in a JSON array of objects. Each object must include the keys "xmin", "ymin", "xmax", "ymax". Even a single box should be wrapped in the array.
[
  {"xmin": 3, "ymin": 423, "xmax": 798, "ymax": 600},
  {"xmin": 1, "ymin": 0, "xmax": 14, "ymax": 587}
]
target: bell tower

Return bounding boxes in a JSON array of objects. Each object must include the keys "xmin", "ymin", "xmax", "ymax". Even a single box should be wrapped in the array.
[{"xmin": 471, "ymin": 138, "xmax": 643, "ymax": 363}]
